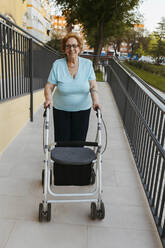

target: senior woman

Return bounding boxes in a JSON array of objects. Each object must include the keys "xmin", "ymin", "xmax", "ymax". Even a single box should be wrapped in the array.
[{"xmin": 44, "ymin": 33, "xmax": 100, "ymax": 142}]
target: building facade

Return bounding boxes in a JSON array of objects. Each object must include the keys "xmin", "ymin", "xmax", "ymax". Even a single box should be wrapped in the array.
[
  {"xmin": 0, "ymin": 0, "xmax": 52, "ymax": 43},
  {"xmin": 25, "ymin": 0, "xmax": 51, "ymax": 42}
]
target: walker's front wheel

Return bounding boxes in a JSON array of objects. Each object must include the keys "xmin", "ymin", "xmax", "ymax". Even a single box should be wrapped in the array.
[
  {"xmin": 90, "ymin": 201, "xmax": 105, "ymax": 220},
  {"xmin": 97, "ymin": 201, "xmax": 105, "ymax": 220},
  {"xmin": 38, "ymin": 203, "xmax": 51, "ymax": 222}
]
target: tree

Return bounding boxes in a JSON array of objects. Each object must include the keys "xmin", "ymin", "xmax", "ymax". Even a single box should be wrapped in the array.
[
  {"xmin": 46, "ymin": 32, "xmax": 62, "ymax": 51},
  {"xmin": 149, "ymin": 17, "xmax": 165, "ymax": 64},
  {"xmin": 53, "ymin": 0, "xmax": 141, "ymax": 68},
  {"xmin": 123, "ymin": 27, "xmax": 151, "ymax": 57}
]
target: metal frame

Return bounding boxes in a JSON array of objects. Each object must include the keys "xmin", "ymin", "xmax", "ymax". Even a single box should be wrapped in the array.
[
  {"xmin": 105, "ymin": 58, "xmax": 165, "ymax": 247},
  {"xmin": 42, "ymin": 107, "xmax": 103, "ymax": 210}
]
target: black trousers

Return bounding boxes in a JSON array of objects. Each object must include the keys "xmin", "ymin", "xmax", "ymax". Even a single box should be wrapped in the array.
[{"xmin": 53, "ymin": 108, "xmax": 91, "ymax": 142}]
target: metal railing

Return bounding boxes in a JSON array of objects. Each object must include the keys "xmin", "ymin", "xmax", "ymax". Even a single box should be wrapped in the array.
[
  {"xmin": 0, "ymin": 14, "xmax": 61, "ymax": 121},
  {"xmin": 105, "ymin": 58, "xmax": 165, "ymax": 247}
]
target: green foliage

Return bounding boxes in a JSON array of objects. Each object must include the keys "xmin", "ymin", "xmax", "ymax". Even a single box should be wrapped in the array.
[
  {"xmin": 121, "ymin": 27, "xmax": 151, "ymax": 57},
  {"xmin": 95, "ymin": 69, "xmax": 104, "ymax": 82},
  {"xmin": 149, "ymin": 17, "xmax": 165, "ymax": 64},
  {"xmin": 124, "ymin": 61, "xmax": 165, "ymax": 92},
  {"xmin": 55, "ymin": 0, "xmax": 140, "ymax": 59},
  {"xmin": 125, "ymin": 60, "xmax": 165, "ymax": 77},
  {"xmin": 46, "ymin": 33, "xmax": 62, "ymax": 52}
]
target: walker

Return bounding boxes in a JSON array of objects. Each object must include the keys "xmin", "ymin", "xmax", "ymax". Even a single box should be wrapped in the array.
[{"xmin": 38, "ymin": 107, "xmax": 105, "ymax": 222}]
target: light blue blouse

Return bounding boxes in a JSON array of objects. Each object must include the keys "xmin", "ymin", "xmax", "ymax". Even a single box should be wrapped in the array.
[{"xmin": 47, "ymin": 56, "xmax": 96, "ymax": 111}]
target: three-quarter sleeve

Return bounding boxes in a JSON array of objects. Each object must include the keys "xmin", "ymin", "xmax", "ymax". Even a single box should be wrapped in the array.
[{"xmin": 88, "ymin": 61, "xmax": 96, "ymax": 80}]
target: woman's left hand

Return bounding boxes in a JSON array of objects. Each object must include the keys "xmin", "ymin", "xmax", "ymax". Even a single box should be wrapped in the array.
[{"xmin": 93, "ymin": 102, "xmax": 101, "ymax": 111}]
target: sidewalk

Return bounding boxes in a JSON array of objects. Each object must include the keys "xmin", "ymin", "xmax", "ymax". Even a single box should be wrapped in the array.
[{"xmin": 0, "ymin": 81, "xmax": 162, "ymax": 248}]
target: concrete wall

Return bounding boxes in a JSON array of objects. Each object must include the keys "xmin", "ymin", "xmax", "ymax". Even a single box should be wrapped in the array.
[{"xmin": 0, "ymin": 89, "xmax": 44, "ymax": 154}]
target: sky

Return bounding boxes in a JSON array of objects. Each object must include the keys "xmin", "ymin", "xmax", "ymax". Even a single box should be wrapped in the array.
[{"xmin": 138, "ymin": 0, "xmax": 165, "ymax": 32}]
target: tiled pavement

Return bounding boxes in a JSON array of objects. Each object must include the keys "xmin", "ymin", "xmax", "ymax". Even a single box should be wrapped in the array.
[{"xmin": 0, "ymin": 81, "xmax": 162, "ymax": 248}]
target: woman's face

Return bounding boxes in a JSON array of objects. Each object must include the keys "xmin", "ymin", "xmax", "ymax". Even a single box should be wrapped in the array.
[{"xmin": 65, "ymin": 37, "xmax": 80, "ymax": 58}]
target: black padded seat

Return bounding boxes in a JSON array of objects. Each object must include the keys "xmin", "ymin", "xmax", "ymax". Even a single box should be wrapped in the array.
[{"xmin": 51, "ymin": 147, "xmax": 96, "ymax": 166}]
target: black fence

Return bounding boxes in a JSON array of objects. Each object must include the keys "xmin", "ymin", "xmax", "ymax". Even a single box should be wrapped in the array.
[
  {"xmin": 0, "ymin": 14, "xmax": 61, "ymax": 121},
  {"xmin": 105, "ymin": 58, "xmax": 165, "ymax": 247}
]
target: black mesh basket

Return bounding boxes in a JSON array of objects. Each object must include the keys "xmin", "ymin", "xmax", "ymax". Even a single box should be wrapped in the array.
[{"xmin": 53, "ymin": 163, "xmax": 92, "ymax": 186}]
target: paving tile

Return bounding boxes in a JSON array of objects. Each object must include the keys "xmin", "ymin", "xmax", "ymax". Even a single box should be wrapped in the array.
[
  {"xmin": 0, "ymin": 196, "xmax": 39, "ymax": 221},
  {"xmin": 4, "ymin": 221, "xmax": 87, "ymax": 248},
  {"xmin": 0, "ymin": 82, "xmax": 162, "ymax": 248},
  {"xmin": 102, "ymin": 167, "xmax": 118, "ymax": 187},
  {"xmin": 46, "ymin": 201, "xmax": 154, "ymax": 232},
  {"xmin": 103, "ymin": 158, "xmax": 135, "ymax": 172},
  {"xmin": 0, "ymin": 162, "xmax": 14, "ymax": 177},
  {"xmin": 0, "ymin": 177, "xmax": 41, "ymax": 197},
  {"xmin": 87, "ymin": 226, "xmax": 162, "ymax": 248},
  {"xmin": 115, "ymin": 170, "xmax": 141, "ymax": 188},
  {"xmin": 10, "ymin": 163, "xmax": 42, "ymax": 180},
  {"xmin": 0, "ymin": 220, "xmax": 15, "ymax": 248},
  {"xmin": 102, "ymin": 186, "xmax": 145, "ymax": 207},
  {"xmin": 90, "ymin": 203, "xmax": 155, "ymax": 231}
]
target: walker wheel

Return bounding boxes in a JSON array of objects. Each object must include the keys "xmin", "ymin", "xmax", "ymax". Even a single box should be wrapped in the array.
[
  {"xmin": 97, "ymin": 201, "xmax": 105, "ymax": 220},
  {"xmin": 47, "ymin": 203, "xmax": 51, "ymax": 222},
  {"xmin": 90, "ymin": 202, "xmax": 97, "ymax": 220},
  {"xmin": 42, "ymin": 169, "xmax": 52, "ymax": 186},
  {"xmin": 39, "ymin": 203, "xmax": 44, "ymax": 222},
  {"xmin": 39, "ymin": 203, "xmax": 51, "ymax": 222}
]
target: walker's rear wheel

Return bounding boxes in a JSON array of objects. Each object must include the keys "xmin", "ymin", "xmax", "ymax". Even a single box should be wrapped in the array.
[
  {"xmin": 39, "ymin": 203, "xmax": 44, "ymax": 222},
  {"xmin": 90, "ymin": 202, "xmax": 97, "ymax": 220},
  {"xmin": 47, "ymin": 203, "xmax": 51, "ymax": 222},
  {"xmin": 42, "ymin": 169, "xmax": 52, "ymax": 186}
]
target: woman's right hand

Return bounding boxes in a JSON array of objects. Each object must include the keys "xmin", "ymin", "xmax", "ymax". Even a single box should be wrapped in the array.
[{"xmin": 44, "ymin": 98, "xmax": 53, "ymax": 109}]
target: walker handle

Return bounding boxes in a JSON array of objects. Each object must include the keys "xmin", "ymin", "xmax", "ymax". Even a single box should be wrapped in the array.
[
  {"xmin": 95, "ymin": 107, "xmax": 102, "ymax": 118},
  {"xmin": 43, "ymin": 106, "xmax": 50, "ymax": 117},
  {"xmin": 56, "ymin": 141, "xmax": 98, "ymax": 147}
]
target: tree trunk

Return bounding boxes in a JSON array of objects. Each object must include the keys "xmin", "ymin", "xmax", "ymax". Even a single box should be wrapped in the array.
[{"xmin": 93, "ymin": 22, "xmax": 104, "ymax": 71}]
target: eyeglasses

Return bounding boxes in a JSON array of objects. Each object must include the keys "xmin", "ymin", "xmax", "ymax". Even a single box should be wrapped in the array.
[{"xmin": 65, "ymin": 44, "xmax": 79, "ymax": 49}]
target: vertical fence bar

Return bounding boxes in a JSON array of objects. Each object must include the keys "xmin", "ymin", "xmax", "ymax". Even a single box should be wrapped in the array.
[
  {"xmin": 29, "ymin": 38, "xmax": 33, "ymax": 122},
  {"xmin": 10, "ymin": 28, "xmax": 14, "ymax": 97},
  {"xmin": 15, "ymin": 32, "xmax": 19, "ymax": 96},
  {"xmin": 0, "ymin": 23, "xmax": 4, "ymax": 100},
  {"xmin": 7, "ymin": 27, "xmax": 11, "ymax": 98},
  {"xmin": 3, "ymin": 25, "xmax": 8, "ymax": 99},
  {"xmin": 13, "ymin": 30, "xmax": 17, "ymax": 97}
]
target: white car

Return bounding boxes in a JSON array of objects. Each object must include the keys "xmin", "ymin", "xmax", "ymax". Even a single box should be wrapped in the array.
[
  {"xmin": 138, "ymin": 56, "xmax": 155, "ymax": 63},
  {"xmin": 81, "ymin": 50, "xmax": 94, "ymax": 55}
]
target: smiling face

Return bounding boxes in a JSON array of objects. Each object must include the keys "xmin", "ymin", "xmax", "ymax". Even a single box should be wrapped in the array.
[{"xmin": 65, "ymin": 37, "xmax": 80, "ymax": 59}]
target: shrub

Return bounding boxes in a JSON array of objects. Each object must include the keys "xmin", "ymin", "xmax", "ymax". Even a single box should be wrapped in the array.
[{"xmin": 125, "ymin": 61, "xmax": 165, "ymax": 77}]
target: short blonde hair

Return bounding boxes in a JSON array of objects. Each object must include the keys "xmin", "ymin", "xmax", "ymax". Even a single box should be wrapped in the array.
[{"xmin": 61, "ymin": 33, "xmax": 83, "ymax": 53}]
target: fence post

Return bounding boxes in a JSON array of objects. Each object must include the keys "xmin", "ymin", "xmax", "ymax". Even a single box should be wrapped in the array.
[{"xmin": 29, "ymin": 38, "xmax": 33, "ymax": 122}]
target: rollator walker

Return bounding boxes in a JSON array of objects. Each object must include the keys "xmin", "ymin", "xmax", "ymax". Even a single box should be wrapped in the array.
[{"xmin": 39, "ymin": 107, "xmax": 105, "ymax": 222}]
